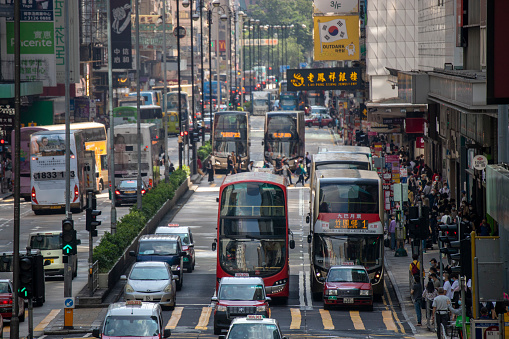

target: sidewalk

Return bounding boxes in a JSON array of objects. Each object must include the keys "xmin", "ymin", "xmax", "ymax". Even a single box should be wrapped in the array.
[
  {"xmin": 385, "ymin": 241, "xmax": 442, "ymax": 338},
  {"xmin": 0, "ymin": 190, "xmax": 12, "ymax": 200}
]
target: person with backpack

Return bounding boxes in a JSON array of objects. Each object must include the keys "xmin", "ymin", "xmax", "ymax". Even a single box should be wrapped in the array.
[
  {"xmin": 409, "ymin": 253, "xmax": 422, "ymax": 279},
  {"xmin": 295, "ymin": 159, "xmax": 306, "ymax": 186}
]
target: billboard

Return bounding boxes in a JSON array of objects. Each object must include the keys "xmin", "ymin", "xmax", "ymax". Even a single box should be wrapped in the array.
[
  {"xmin": 110, "ymin": 0, "xmax": 133, "ymax": 69},
  {"xmin": 313, "ymin": 15, "xmax": 359, "ymax": 61},
  {"xmin": 286, "ymin": 67, "xmax": 361, "ymax": 91},
  {"xmin": 313, "ymin": 0, "xmax": 359, "ymax": 14}
]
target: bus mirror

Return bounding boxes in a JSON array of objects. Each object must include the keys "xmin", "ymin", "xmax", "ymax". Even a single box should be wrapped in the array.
[
  {"xmin": 306, "ymin": 215, "xmax": 310, "ymax": 224},
  {"xmin": 212, "ymin": 241, "xmax": 217, "ymax": 251},
  {"xmin": 261, "ymin": 140, "xmax": 264, "ymax": 146},
  {"xmin": 307, "ymin": 234, "xmax": 312, "ymax": 243},
  {"xmin": 289, "ymin": 240, "xmax": 295, "ymax": 249},
  {"xmin": 216, "ymin": 197, "xmax": 219, "ymax": 203}
]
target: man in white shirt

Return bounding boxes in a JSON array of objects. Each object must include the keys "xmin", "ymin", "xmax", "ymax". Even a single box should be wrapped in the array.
[{"xmin": 443, "ymin": 273, "xmax": 453, "ymax": 299}]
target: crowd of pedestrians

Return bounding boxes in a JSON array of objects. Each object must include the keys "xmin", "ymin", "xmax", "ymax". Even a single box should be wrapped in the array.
[{"xmin": 263, "ymin": 151, "xmax": 313, "ymax": 187}]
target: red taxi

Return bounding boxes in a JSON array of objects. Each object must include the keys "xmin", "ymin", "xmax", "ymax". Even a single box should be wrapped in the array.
[
  {"xmin": 0, "ymin": 279, "xmax": 25, "ymax": 322},
  {"xmin": 322, "ymin": 264, "xmax": 373, "ymax": 311},
  {"xmin": 305, "ymin": 113, "xmax": 334, "ymax": 128}
]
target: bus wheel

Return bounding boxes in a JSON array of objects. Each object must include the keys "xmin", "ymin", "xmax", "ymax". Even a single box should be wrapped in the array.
[{"xmin": 99, "ymin": 181, "xmax": 104, "ymax": 191}]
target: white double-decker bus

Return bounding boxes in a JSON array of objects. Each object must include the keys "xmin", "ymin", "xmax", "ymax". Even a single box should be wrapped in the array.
[
  {"xmin": 30, "ymin": 129, "xmax": 86, "ymax": 214},
  {"xmin": 308, "ymin": 169, "xmax": 385, "ymax": 299},
  {"xmin": 112, "ymin": 123, "xmax": 161, "ymax": 189}
]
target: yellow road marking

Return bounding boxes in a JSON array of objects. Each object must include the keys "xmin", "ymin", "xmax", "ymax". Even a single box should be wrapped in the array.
[
  {"xmin": 384, "ymin": 279, "xmax": 405, "ymax": 333},
  {"xmin": 382, "ymin": 310, "xmax": 398, "ymax": 332},
  {"xmin": 166, "ymin": 307, "xmax": 183, "ymax": 329},
  {"xmin": 290, "ymin": 308, "xmax": 301, "ymax": 329},
  {"xmin": 34, "ymin": 309, "xmax": 61, "ymax": 332},
  {"xmin": 269, "ymin": 308, "xmax": 271, "ymax": 318},
  {"xmin": 319, "ymin": 309, "xmax": 334, "ymax": 330},
  {"xmin": 350, "ymin": 310, "xmax": 365, "ymax": 330},
  {"xmin": 195, "ymin": 306, "xmax": 212, "ymax": 330}
]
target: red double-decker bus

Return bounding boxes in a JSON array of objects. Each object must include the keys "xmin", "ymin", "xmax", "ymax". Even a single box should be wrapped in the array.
[{"xmin": 213, "ymin": 172, "xmax": 294, "ymax": 299}]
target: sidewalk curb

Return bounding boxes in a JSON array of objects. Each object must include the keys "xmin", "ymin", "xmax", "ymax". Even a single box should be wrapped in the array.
[
  {"xmin": 385, "ymin": 253, "xmax": 417, "ymax": 335},
  {"xmin": 2, "ymin": 193, "xmax": 12, "ymax": 200}
]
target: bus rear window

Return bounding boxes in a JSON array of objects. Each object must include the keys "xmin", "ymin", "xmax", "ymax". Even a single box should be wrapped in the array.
[{"xmin": 30, "ymin": 234, "xmax": 62, "ymax": 250}]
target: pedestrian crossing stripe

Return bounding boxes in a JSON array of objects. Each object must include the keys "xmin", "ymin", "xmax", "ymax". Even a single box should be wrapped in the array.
[
  {"xmin": 195, "ymin": 306, "xmax": 212, "ymax": 330},
  {"xmin": 166, "ymin": 307, "xmax": 183, "ymax": 329},
  {"xmin": 350, "ymin": 310, "xmax": 365, "ymax": 330},
  {"xmin": 34, "ymin": 309, "xmax": 61, "ymax": 332},
  {"xmin": 290, "ymin": 308, "xmax": 301, "ymax": 329},
  {"xmin": 382, "ymin": 310, "xmax": 398, "ymax": 332},
  {"xmin": 319, "ymin": 309, "xmax": 334, "ymax": 330}
]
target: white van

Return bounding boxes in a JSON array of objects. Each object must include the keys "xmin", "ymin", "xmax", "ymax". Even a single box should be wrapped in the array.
[{"xmin": 28, "ymin": 231, "xmax": 78, "ymax": 278}]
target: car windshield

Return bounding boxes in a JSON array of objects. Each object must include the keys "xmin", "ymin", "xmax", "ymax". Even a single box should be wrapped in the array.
[
  {"xmin": 219, "ymin": 284, "xmax": 265, "ymax": 301},
  {"xmin": 227, "ymin": 323, "xmax": 281, "ymax": 339},
  {"xmin": 0, "ymin": 282, "xmax": 11, "ymax": 293},
  {"xmin": 119, "ymin": 181, "xmax": 139, "ymax": 189},
  {"xmin": 103, "ymin": 316, "xmax": 159, "ymax": 337},
  {"xmin": 129, "ymin": 266, "xmax": 170, "ymax": 280},
  {"xmin": 138, "ymin": 241, "xmax": 178, "ymax": 255},
  {"xmin": 30, "ymin": 234, "xmax": 62, "ymax": 250},
  {"xmin": 327, "ymin": 268, "xmax": 369, "ymax": 283}
]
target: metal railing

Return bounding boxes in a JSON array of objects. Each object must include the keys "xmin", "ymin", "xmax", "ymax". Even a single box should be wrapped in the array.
[{"xmin": 92, "ymin": 260, "xmax": 99, "ymax": 292}]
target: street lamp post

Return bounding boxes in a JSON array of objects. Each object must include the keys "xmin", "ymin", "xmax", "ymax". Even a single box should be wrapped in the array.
[
  {"xmin": 193, "ymin": 6, "xmax": 205, "ymax": 144},
  {"xmin": 176, "ymin": 0, "xmax": 183, "ymax": 169}
]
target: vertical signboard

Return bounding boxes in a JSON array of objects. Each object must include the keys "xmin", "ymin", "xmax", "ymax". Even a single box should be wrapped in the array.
[
  {"xmin": 313, "ymin": 15, "xmax": 360, "ymax": 61},
  {"xmin": 54, "ymin": 0, "xmax": 80, "ymax": 83},
  {"xmin": 2, "ymin": 0, "xmax": 56, "ymax": 86},
  {"xmin": 487, "ymin": 0, "xmax": 509, "ymax": 104},
  {"xmin": 110, "ymin": 0, "xmax": 133, "ymax": 69}
]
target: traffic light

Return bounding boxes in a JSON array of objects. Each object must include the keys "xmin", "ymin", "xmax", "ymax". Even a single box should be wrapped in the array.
[
  {"xmin": 86, "ymin": 208, "xmax": 101, "ymax": 237},
  {"xmin": 0, "ymin": 139, "xmax": 4, "ymax": 145},
  {"xmin": 439, "ymin": 224, "xmax": 459, "ymax": 263},
  {"xmin": 19, "ymin": 255, "xmax": 34, "ymax": 298},
  {"xmin": 62, "ymin": 218, "xmax": 77, "ymax": 255},
  {"xmin": 450, "ymin": 237, "xmax": 472, "ymax": 279},
  {"xmin": 189, "ymin": 131, "xmax": 195, "ymax": 144},
  {"xmin": 192, "ymin": 131, "xmax": 200, "ymax": 143}
]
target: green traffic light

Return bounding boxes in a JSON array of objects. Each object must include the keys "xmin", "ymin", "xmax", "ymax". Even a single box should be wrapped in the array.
[
  {"xmin": 63, "ymin": 244, "xmax": 73, "ymax": 254},
  {"xmin": 19, "ymin": 287, "xmax": 27, "ymax": 298}
]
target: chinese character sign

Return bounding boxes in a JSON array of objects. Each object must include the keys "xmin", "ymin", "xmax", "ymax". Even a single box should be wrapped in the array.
[
  {"xmin": 313, "ymin": 0, "xmax": 359, "ymax": 14},
  {"xmin": 286, "ymin": 67, "xmax": 361, "ymax": 91},
  {"xmin": 313, "ymin": 15, "xmax": 359, "ymax": 61},
  {"xmin": 110, "ymin": 0, "xmax": 132, "ymax": 69}
]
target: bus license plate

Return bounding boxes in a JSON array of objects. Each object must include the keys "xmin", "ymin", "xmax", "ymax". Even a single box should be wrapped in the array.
[
  {"xmin": 328, "ymin": 296, "xmax": 337, "ymax": 301},
  {"xmin": 144, "ymin": 296, "xmax": 152, "ymax": 301},
  {"xmin": 344, "ymin": 298, "xmax": 354, "ymax": 304}
]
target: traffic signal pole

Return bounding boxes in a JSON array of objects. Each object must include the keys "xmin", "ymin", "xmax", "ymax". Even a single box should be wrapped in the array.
[{"xmin": 418, "ymin": 202, "xmax": 424, "ymax": 289}]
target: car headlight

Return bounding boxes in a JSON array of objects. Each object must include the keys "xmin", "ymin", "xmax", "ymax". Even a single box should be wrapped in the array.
[
  {"xmin": 164, "ymin": 284, "xmax": 173, "ymax": 293},
  {"xmin": 125, "ymin": 284, "xmax": 134, "ymax": 293},
  {"xmin": 216, "ymin": 305, "xmax": 227, "ymax": 312},
  {"xmin": 360, "ymin": 289, "xmax": 372, "ymax": 296},
  {"xmin": 171, "ymin": 265, "xmax": 179, "ymax": 271},
  {"xmin": 326, "ymin": 289, "xmax": 337, "ymax": 296},
  {"xmin": 256, "ymin": 305, "xmax": 267, "ymax": 312}
]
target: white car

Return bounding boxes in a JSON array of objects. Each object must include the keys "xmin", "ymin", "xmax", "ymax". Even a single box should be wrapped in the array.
[{"xmin": 219, "ymin": 315, "xmax": 287, "ymax": 339}]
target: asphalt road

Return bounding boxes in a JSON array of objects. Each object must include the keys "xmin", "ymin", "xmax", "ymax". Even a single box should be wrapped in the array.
[{"xmin": 1, "ymin": 116, "xmax": 412, "ymax": 338}]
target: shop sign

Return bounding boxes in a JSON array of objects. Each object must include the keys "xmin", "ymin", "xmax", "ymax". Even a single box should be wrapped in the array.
[
  {"xmin": 287, "ymin": 67, "xmax": 361, "ymax": 91},
  {"xmin": 472, "ymin": 155, "xmax": 488, "ymax": 170}
]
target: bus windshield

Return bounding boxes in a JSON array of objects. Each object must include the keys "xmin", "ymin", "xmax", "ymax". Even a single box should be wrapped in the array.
[
  {"xmin": 313, "ymin": 234, "xmax": 382, "ymax": 271},
  {"xmin": 220, "ymin": 182, "xmax": 285, "ymax": 217},
  {"xmin": 319, "ymin": 183, "xmax": 379, "ymax": 214},
  {"xmin": 213, "ymin": 113, "xmax": 248, "ymax": 157}
]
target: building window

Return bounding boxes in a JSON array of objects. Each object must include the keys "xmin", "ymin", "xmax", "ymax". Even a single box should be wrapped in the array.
[{"xmin": 480, "ymin": 26, "xmax": 486, "ymax": 68}]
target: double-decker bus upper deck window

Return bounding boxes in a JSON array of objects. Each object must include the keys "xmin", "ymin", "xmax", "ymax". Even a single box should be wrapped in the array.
[
  {"xmin": 220, "ymin": 183, "xmax": 285, "ymax": 217},
  {"xmin": 319, "ymin": 183, "xmax": 378, "ymax": 214}
]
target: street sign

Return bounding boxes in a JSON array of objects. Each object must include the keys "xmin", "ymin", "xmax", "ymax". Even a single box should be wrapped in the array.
[
  {"xmin": 64, "ymin": 297, "xmax": 75, "ymax": 309},
  {"xmin": 173, "ymin": 26, "xmax": 186, "ymax": 39},
  {"xmin": 473, "ymin": 155, "xmax": 488, "ymax": 170},
  {"xmin": 299, "ymin": 62, "xmax": 308, "ymax": 69},
  {"xmin": 279, "ymin": 65, "xmax": 290, "ymax": 73}
]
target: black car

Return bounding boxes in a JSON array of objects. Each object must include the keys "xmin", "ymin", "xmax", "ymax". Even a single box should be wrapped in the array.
[{"xmin": 115, "ymin": 180, "xmax": 146, "ymax": 206}]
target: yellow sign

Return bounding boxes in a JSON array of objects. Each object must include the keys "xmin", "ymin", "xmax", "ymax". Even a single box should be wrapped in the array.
[
  {"xmin": 332, "ymin": 219, "xmax": 368, "ymax": 229},
  {"xmin": 313, "ymin": 15, "xmax": 360, "ymax": 61},
  {"xmin": 272, "ymin": 133, "xmax": 292, "ymax": 138},
  {"xmin": 220, "ymin": 132, "xmax": 240, "ymax": 138}
]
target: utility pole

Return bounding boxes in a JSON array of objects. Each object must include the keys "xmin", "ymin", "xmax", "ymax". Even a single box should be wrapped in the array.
[
  {"xmin": 107, "ymin": 0, "xmax": 117, "ymax": 234},
  {"xmin": 189, "ymin": 0, "xmax": 197, "ymax": 175},
  {"xmin": 135, "ymin": 0, "xmax": 142, "ymax": 210},
  {"xmin": 177, "ymin": 0, "xmax": 183, "ymax": 169},
  {"xmin": 163, "ymin": 0, "xmax": 169, "ymax": 182}
]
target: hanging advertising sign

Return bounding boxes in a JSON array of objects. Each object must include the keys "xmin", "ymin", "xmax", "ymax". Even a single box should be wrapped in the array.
[
  {"xmin": 286, "ymin": 67, "xmax": 361, "ymax": 91},
  {"xmin": 110, "ymin": 0, "xmax": 132, "ymax": 69},
  {"xmin": 313, "ymin": 15, "xmax": 359, "ymax": 61},
  {"xmin": 313, "ymin": 0, "xmax": 359, "ymax": 14}
]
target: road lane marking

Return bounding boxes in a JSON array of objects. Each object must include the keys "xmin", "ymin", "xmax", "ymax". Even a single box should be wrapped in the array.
[
  {"xmin": 166, "ymin": 307, "xmax": 183, "ymax": 329},
  {"xmin": 290, "ymin": 308, "xmax": 301, "ymax": 329},
  {"xmin": 34, "ymin": 309, "xmax": 61, "ymax": 332},
  {"xmin": 299, "ymin": 188, "xmax": 304, "ymax": 216},
  {"xmin": 195, "ymin": 306, "xmax": 212, "ymax": 330},
  {"xmin": 350, "ymin": 310, "xmax": 365, "ymax": 330},
  {"xmin": 382, "ymin": 310, "xmax": 398, "ymax": 332},
  {"xmin": 304, "ymin": 270, "xmax": 312, "ymax": 309},
  {"xmin": 299, "ymin": 271, "xmax": 305, "ymax": 308},
  {"xmin": 384, "ymin": 279, "xmax": 404, "ymax": 333},
  {"xmin": 319, "ymin": 309, "xmax": 334, "ymax": 329}
]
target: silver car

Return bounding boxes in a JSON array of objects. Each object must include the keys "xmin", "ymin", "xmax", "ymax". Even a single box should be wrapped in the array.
[{"xmin": 122, "ymin": 261, "xmax": 177, "ymax": 310}]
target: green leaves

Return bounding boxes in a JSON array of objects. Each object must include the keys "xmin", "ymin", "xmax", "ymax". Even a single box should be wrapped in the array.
[{"xmin": 92, "ymin": 169, "xmax": 189, "ymax": 273}]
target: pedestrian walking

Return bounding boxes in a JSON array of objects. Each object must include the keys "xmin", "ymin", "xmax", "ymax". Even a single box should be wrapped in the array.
[
  {"xmin": 207, "ymin": 160, "xmax": 214, "ymax": 183},
  {"xmin": 197, "ymin": 158, "xmax": 204, "ymax": 176},
  {"xmin": 411, "ymin": 276, "xmax": 423, "ymax": 326},
  {"xmin": 295, "ymin": 160, "xmax": 306, "ymax": 186},
  {"xmin": 247, "ymin": 160, "xmax": 254, "ymax": 172},
  {"xmin": 318, "ymin": 115, "xmax": 323, "ymax": 129},
  {"xmin": 210, "ymin": 154, "xmax": 216, "ymax": 175},
  {"xmin": 422, "ymin": 280, "xmax": 438, "ymax": 328},
  {"xmin": 432, "ymin": 287, "xmax": 460, "ymax": 338},
  {"xmin": 282, "ymin": 160, "xmax": 292, "ymax": 186},
  {"xmin": 388, "ymin": 215, "xmax": 397, "ymax": 250},
  {"xmin": 227, "ymin": 155, "xmax": 234, "ymax": 175},
  {"xmin": 231, "ymin": 152, "xmax": 237, "ymax": 174}
]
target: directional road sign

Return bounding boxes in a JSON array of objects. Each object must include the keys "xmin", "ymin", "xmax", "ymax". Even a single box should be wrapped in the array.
[{"xmin": 64, "ymin": 297, "xmax": 75, "ymax": 309}]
